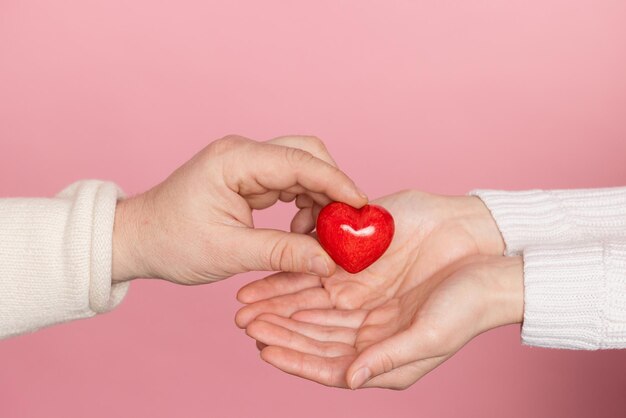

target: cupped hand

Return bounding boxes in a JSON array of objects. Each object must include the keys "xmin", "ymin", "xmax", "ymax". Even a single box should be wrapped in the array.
[
  {"xmin": 111, "ymin": 135, "xmax": 367, "ymax": 284},
  {"xmin": 241, "ymin": 255, "xmax": 523, "ymax": 390},
  {"xmin": 236, "ymin": 189, "xmax": 505, "ymax": 324},
  {"xmin": 235, "ymin": 190, "xmax": 508, "ymax": 388}
]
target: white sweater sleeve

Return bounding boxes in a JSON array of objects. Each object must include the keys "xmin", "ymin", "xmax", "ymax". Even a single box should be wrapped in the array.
[
  {"xmin": 0, "ymin": 180, "xmax": 130, "ymax": 339},
  {"xmin": 522, "ymin": 242, "xmax": 626, "ymax": 350},
  {"xmin": 470, "ymin": 187, "xmax": 626, "ymax": 350},
  {"xmin": 469, "ymin": 187, "xmax": 626, "ymax": 255}
]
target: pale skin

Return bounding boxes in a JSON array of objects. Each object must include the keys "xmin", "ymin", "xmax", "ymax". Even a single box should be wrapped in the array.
[
  {"xmin": 236, "ymin": 191, "xmax": 525, "ymax": 390},
  {"xmin": 110, "ymin": 136, "xmax": 525, "ymax": 391},
  {"xmin": 111, "ymin": 135, "xmax": 368, "ymax": 284}
]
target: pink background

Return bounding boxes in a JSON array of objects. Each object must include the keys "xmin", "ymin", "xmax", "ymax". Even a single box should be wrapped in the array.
[{"xmin": 2, "ymin": 1, "xmax": 626, "ymax": 417}]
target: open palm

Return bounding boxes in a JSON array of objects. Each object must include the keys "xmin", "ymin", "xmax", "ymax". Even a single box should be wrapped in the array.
[
  {"xmin": 235, "ymin": 190, "xmax": 506, "ymax": 388},
  {"xmin": 239, "ymin": 255, "xmax": 522, "ymax": 389},
  {"xmin": 236, "ymin": 190, "xmax": 503, "ymax": 325}
]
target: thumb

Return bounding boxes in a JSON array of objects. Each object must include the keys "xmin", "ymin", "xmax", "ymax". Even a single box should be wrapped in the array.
[
  {"xmin": 346, "ymin": 328, "xmax": 429, "ymax": 389},
  {"xmin": 234, "ymin": 228, "xmax": 336, "ymax": 276}
]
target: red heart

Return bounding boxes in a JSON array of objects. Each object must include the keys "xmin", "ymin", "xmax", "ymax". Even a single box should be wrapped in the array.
[{"xmin": 316, "ymin": 202, "xmax": 395, "ymax": 274}]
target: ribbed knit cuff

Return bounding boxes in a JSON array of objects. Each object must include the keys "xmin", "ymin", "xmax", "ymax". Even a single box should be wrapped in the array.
[
  {"xmin": 522, "ymin": 242, "xmax": 626, "ymax": 350},
  {"xmin": 469, "ymin": 188, "xmax": 626, "ymax": 256},
  {"xmin": 0, "ymin": 180, "xmax": 130, "ymax": 339},
  {"xmin": 57, "ymin": 180, "xmax": 130, "ymax": 314}
]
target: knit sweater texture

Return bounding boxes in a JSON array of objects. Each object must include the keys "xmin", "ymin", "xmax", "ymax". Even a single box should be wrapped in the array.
[
  {"xmin": 472, "ymin": 188, "xmax": 626, "ymax": 349},
  {"xmin": 0, "ymin": 180, "xmax": 129, "ymax": 339}
]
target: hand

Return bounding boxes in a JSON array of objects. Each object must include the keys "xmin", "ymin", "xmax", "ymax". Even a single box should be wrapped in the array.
[
  {"xmin": 111, "ymin": 135, "xmax": 368, "ymax": 284},
  {"xmin": 242, "ymin": 255, "xmax": 523, "ymax": 390},
  {"xmin": 235, "ymin": 190, "xmax": 508, "ymax": 387},
  {"xmin": 236, "ymin": 190, "xmax": 505, "ymax": 323}
]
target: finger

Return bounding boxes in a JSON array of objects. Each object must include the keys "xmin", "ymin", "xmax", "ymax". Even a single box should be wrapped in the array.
[
  {"xmin": 237, "ymin": 272, "xmax": 322, "ymax": 304},
  {"xmin": 361, "ymin": 356, "xmax": 448, "ymax": 390},
  {"xmin": 292, "ymin": 194, "xmax": 315, "ymax": 233},
  {"xmin": 231, "ymin": 227, "xmax": 336, "ymax": 278},
  {"xmin": 260, "ymin": 346, "xmax": 353, "ymax": 388},
  {"xmin": 279, "ymin": 191, "xmax": 297, "ymax": 202},
  {"xmin": 291, "ymin": 309, "xmax": 368, "ymax": 329},
  {"xmin": 306, "ymin": 191, "xmax": 334, "ymax": 208},
  {"xmin": 234, "ymin": 141, "xmax": 367, "ymax": 208},
  {"xmin": 266, "ymin": 136, "xmax": 338, "ymax": 167},
  {"xmin": 311, "ymin": 203, "xmax": 323, "ymax": 224},
  {"xmin": 235, "ymin": 287, "xmax": 332, "ymax": 328},
  {"xmin": 345, "ymin": 327, "xmax": 436, "ymax": 389},
  {"xmin": 290, "ymin": 207, "xmax": 315, "ymax": 233},
  {"xmin": 247, "ymin": 320, "xmax": 355, "ymax": 358},
  {"xmin": 295, "ymin": 194, "xmax": 314, "ymax": 209},
  {"xmin": 255, "ymin": 313, "xmax": 357, "ymax": 345},
  {"xmin": 243, "ymin": 189, "xmax": 324, "ymax": 210},
  {"xmin": 246, "ymin": 191, "xmax": 280, "ymax": 210},
  {"xmin": 248, "ymin": 186, "xmax": 331, "ymax": 208},
  {"xmin": 240, "ymin": 185, "xmax": 329, "ymax": 206}
]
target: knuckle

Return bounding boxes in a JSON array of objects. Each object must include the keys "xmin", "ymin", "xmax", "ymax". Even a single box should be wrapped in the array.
[
  {"xmin": 302, "ymin": 135, "xmax": 326, "ymax": 150},
  {"xmin": 327, "ymin": 164, "xmax": 343, "ymax": 179},
  {"xmin": 221, "ymin": 134, "xmax": 248, "ymax": 143},
  {"xmin": 375, "ymin": 350, "xmax": 396, "ymax": 375},
  {"xmin": 210, "ymin": 135, "xmax": 249, "ymax": 155},
  {"xmin": 268, "ymin": 235, "xmax": 298, "ymax": 272},
  {"xmin": 284, "ymin": 147, "xmax": 315, "ymax": 168}
]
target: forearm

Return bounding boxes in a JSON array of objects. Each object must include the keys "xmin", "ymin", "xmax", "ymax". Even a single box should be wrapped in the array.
[{"xmin": 0, "ymin": 180, "xmax": 129, "ymax": 339}]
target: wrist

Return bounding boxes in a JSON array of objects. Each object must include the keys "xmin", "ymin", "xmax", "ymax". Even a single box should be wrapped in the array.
[
  {"xmin": 112, "ymin": 196, "xmax": 150, "ymax": 283},
  {"xmin": 454, "ymin": 196, "xmax": 505, "ymax": 256},
  {"xmin": 484, "ymin": 256, "xmax": 524, "ymax": 328}
]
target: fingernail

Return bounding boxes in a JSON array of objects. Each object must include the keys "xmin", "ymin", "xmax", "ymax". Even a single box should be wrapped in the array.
[
  {"xmin": 356, "ymin": 187, "xmax": 368, "ymax": 201},
  {"xmin": 350, "ymin": 367, "xmax": 371, "ymax": 390},
  {"xmin": 308, "ymin": 256, "xmax": 330, "ymax": 276}
]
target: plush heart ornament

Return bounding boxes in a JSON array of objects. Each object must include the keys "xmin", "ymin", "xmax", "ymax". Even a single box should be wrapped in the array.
[{"xmin": 316, "ymin": 202, "xmax": 395, "ymax": 274}]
